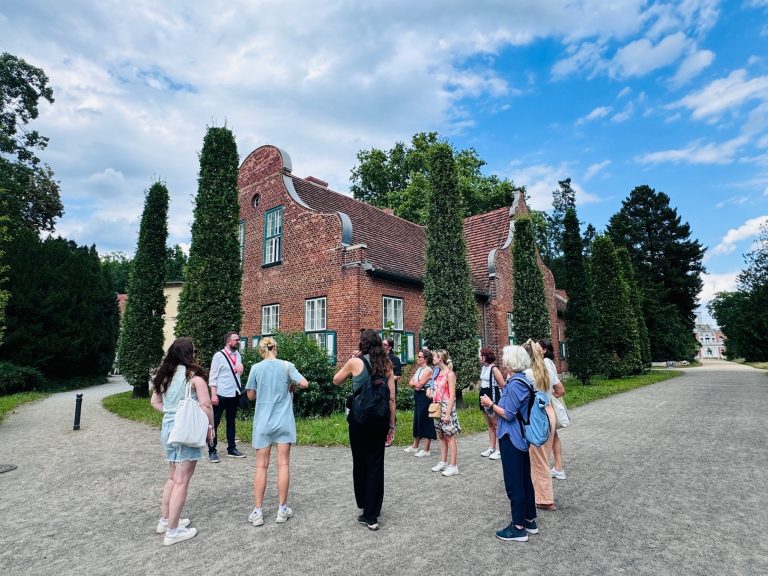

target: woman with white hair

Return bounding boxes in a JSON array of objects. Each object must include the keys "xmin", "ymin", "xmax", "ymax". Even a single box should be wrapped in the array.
[
  {"xmin": 480, "ymin": 345, "xmax": 538, "ymax": 542},
  {"xmin": 245, "ymin": 336, "xmax": 309, "ymax": 527}
]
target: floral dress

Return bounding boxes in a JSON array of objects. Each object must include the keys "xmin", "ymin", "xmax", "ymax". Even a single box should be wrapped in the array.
[{"xmin": 433, "ymin": 371, "xmax": 461, "ymax": 436}]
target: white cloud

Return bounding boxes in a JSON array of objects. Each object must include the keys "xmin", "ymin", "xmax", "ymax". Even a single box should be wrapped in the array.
[
  {"xmin": 636, "ymin": 135, "xmax": 750, "ymax": 165},
  {"xmin": 503, "ymin": 162, "xmax": 600, "ymax": 209},
  {"xmin": 577, "ymin": 106, "xmax": 612, "ymax": 125},
  {"xmin": 714, "ymin": 195, "xmax": 750, "ymax": 209},
  {"xmin": 617, "ymin": 86, "xmax": 632, "ymax": 98},
  {"xmin": 712, "ymin": 215, "xmax": 768, "ymax": 255},
  {"xmin": 611, "ymin": 102, "xmax": 635, "ymax": 123},
  {"xmin": 698, "ymin": 271, "xmax": 739, "ymax": 305},
  {"xmin": 670, "ymin": 49, "xmax": 715, "ymax": 87},
  {"xmin": 609, "ymin": 32, "xmax": 688, "ymax": 78},
  {"xmin": 584, "ymin": 160, "xmax": 611, "ymax": 180},
  {"xmin": 672, "ymin": 69, "xmax": 768, "ymax": 120}
]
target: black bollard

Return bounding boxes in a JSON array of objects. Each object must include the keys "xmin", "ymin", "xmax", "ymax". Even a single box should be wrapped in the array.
[{"xmin": 73, "ymin": 393, "xmax": 83, "ymax": 431}]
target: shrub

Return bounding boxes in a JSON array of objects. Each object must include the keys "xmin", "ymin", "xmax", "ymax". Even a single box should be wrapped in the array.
[
  {"xmin": 241, "ymin": 332, "xmax": 344, "ymax": 418},
  {"xmin": 0, "ymin": 361, "xmax": 45, "ymax": 395},
  {"xmin": 395, "ymin": 362, "xmax": 417, "ymax": 411}
]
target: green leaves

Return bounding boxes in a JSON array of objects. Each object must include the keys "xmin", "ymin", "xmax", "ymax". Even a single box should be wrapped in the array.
[{"xmin": 512, "ymin": 215, "xmax": 551, "ymax": 343}]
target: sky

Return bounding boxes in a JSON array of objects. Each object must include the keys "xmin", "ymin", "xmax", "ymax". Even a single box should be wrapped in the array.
[{"xmin": 2, "ymin": 0, "xmax": 768, "ymax": 324}]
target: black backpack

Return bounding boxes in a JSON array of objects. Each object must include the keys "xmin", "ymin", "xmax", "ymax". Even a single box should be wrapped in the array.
[{"xmin": 351, "ymin": 356, "xmax": 390, "ymax": 424}]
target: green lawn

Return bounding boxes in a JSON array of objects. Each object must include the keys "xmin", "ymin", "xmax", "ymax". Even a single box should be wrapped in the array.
[
  {"xmin": 0, "ymin": 392, "xmax": 47, "ymax": 421},
  {"xmin": 102, "ymin": 369, "xmax": 681, "ymax": 446}
]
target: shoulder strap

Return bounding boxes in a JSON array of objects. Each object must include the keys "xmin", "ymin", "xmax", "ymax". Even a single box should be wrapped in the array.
[
  {"xmin": 218, "ymin": 350, "xmax": 242, "ymax": 390},
  {"xmin": 360, "ymin": 356, "xmax": 373, "ymax": 377}
]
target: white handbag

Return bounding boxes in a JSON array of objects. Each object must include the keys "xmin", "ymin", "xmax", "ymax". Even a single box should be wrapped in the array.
[
  {"xmin": 551, "ymin": 395, "xmax": 570, "ymax": 429},
  {"xmin": 168, "ymin": 379, "xmax": 209, "ymax": 448}
]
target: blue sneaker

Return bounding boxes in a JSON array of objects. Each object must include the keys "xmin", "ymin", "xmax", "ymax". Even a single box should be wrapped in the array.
[
  {"xmin": 496, "ymin": 524, "xmax": 528, "ymax": 542},
  {"xmin": 208, "ymin": 452, "xmax": 220, "ymax": 463},
  {"xmin": 524, "ymin": 519, "xmax": 539, "ymax": 534}
]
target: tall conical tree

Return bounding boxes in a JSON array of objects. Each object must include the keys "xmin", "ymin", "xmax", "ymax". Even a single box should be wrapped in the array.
[
  {"xmin": 561, "ymin": 207, "xmax": 598, "ymax": 384},
  {"xmin": 175, "ymin": 126, "xmax": 242, "ymax": 366},
  {"xmin": 591, "ymin": 235, "xmax": 640, "ymax": 378},
  {"xmin": 617, "ymin": 247, "xmax": 651, "ymax": 371},
  {"xmin": 512, "ymin": 214, "xmax": 551, "ymax": 343},
  {"xmin": 118, "ymin": 182, "xmax": 169, "ymax": 397},
  {"xmin": 421, "ymin": 143, "xmax": 479, "ymax": 393}
]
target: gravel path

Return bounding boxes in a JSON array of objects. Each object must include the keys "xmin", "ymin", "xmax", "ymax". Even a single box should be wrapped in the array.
[{"xmin": 1, "ymin": 359, "xmax": 766, "ymax": 576}]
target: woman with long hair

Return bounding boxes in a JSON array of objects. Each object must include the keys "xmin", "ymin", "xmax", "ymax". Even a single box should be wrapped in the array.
[
  {"xmin": 333, "ymin": 329, "xmax": 396, "ymax": 531},
  {"xmin": 427, "ymin": 349, "xmax": 461, "ymax": 477},
  {"xmin": 245, "ymin": 336, "xmax": 308, "ymax": 527},
  {"xmin": 478, "ymin": 347, "xmax": 505, "ymax": 460},
  {"xmin": 150, "ymin": 337, "xmax": 214, "ymax": 546},
  {"xmin": 480, "ymin": 345, "xmax": 538, "ymax": 542},
  {"xmin": 522, "ymin": 339, "xmax": 557, "ymax": 511},
  {"xmin": 538, "ymin": 340, "xmax": 567, "ymax": 480},
  {"xmin": 404, "ymin": 348, "xmax": 437, "ymax": 457}
]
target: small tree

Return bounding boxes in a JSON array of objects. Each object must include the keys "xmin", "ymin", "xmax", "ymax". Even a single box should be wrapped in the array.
[
  {"xmin": 176, "ymin": 126, "xmax": 242, "ymax": 367},
  {"xmin": 118, "ymin": 182, "xmax": 169, "ymax": 397},
  {"xmin": 512, "ymin": 215, "xmax": 551, "ymax": 343},
  {"xmin": 617, "ymin": 247, "xmax": 651, "ymax": 371},
  {"xmin": 591, "ymin": 235, "xmax": 640, "ymax": 378},
  {"xmin": 561, "ymin": 207, "xmax": 598, "ymax": 384},
  {"xmin": 421, "ymin": 143, "xmax": 479, "ymax": 395}
]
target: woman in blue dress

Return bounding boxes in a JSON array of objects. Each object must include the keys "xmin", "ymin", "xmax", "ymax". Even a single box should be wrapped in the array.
[{"xmin": 245, "ymin": 336, "xmax": 308, "ymax": 526}]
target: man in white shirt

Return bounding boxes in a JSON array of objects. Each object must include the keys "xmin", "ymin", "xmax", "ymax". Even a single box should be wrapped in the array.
[{"xmin": 208, "ymin": 331, "xmax": 246, "ymax": 462}]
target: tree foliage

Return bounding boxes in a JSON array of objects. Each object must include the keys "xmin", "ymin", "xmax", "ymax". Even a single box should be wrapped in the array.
[
  {"xmin": 607, "ymin": 185, "xmax": 704, "ymax": 361},
  {"xmin": 0, "ymin": 53, "xmax": 62, "ymax": 232},
  {"xmin": 118, "ymin": 182, "xmax": 169, "ymax": 397},
  {"xmin": 165, "ymin": 243, "xmax": 187, "ymax": 282},
  {"xmin": 350, "ymin": 132, "xmax": 520, "ymax": 225},
  {"xmin": 0, "ymin": 229, "xmax": 119, "ymax": 378},
  {"xmin": 511, "ymin": 215, "xmax": 551, "ymax": 343},
  {"xmin": 0, "ymin": 207, "xmax": 9, "ymax": 345},
  {"xmin": 420, "ymin": 143, "xmax": 479, "ymax": 391},
  {"xmin": 561, "ymin": 207, "xmax": 599, "ymax": 384},
  {"xmin": 617, "ymin": 247, "xmax": 651, "ymax": 371},
  {"xmin": 708, "ymin": 291, "xmax": 750, "ymax": 360},
  {"xmin": 590, "ymin": 235, "xmax": 641, "ymax": 378},
  {"xmin": 176, "ymin": 127, "xmax": 242, "ymax": 367}
]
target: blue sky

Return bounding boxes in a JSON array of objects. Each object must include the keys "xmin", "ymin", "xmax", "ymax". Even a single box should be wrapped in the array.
[{"xmin": 2, "ymin": 0, "xmax": 767, "ymax": 321}]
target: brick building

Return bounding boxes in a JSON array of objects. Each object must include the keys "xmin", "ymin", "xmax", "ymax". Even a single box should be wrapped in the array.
[
  {"xmin": 237, "ymin": 144, "xmax": 567, "ymax": 373},
  {"xmin": 693, "ymin": 323, "xmax": 726, "ymax": 359}
]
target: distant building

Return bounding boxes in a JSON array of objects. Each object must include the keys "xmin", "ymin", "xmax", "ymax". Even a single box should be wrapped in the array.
[{"xmin": 693, "ymin": 323, "xmax": 726, "ymax": 359}]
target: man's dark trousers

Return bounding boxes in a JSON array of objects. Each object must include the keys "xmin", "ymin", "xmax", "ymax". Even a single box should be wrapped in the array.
[{"xmin": 209, "ymin": 396, "xmax": 238, "ymax": 454}]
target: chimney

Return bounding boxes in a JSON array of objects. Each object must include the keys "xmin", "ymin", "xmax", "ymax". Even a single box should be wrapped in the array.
[
  {"xmin": 305, "ymin": 176, "xmax": 328, "ymax": 188},
  {"xmin": 382, "ymin": 208, "xmax": 394, "ymax": 215}
]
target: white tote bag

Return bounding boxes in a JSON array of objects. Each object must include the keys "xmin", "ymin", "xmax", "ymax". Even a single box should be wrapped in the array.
[
  {"xmin": 168, "ymin": 379, "xmax": 209, "ymax": 448},
  {"xmin": 551, "ymin": 395, "xmax": 570, "ymax": 429}
]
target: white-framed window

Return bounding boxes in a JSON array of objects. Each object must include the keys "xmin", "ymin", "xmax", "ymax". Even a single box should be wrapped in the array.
[
  {"xmin": 239, "ymin": 220, "xmax": 246, "ymax": 262},
  {"xmin": 507, "ymin": 312, "xmax": 516, "ymax": 344},
  {"xmin": 305, "ymin": 297, "xmax": 327, "ymax": 331},
  {"xmin": 307, "ymin": 330, "xmax": 337, "ymax": 364},
  {"xmin": 263, "ymin": 206, "xmax": 284, "ymax": 266},
  {"xmin": 238, "ymin": 337, "xmax": 247, "ymax": 351},
  {"xmin": 261, "ymin": 304, "xmax": 280, "ymax": 335},
  {"xmin": 382, "ymin": 331, "xmax": 415, "ymax": 363},
  {"xmin": 383, "ymin": 297, "xmax": 404, "ymax": 331}
]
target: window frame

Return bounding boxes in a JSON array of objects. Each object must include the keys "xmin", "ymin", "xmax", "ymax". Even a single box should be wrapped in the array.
[
  {"xmin": 263, "ymin": 206, "xmax": 284, "ymax": 267},
  {"xmin": 261, "ymin": 303, "xmax": 280, "ymax": 335}
]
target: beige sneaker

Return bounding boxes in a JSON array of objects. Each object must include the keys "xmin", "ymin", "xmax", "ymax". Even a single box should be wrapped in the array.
[
  {"xmin": 275, "ymin": 506, "xmax": 293, "ymax": 523},
  {"xmin": 163, "ymin": 526, "xmax": 198, "ymax": 546}
]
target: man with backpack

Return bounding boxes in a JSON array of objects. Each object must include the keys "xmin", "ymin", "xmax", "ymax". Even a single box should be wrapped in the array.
[{"xmin": 333, "ymin": 330, "xmax": 396, "ymax": 531}]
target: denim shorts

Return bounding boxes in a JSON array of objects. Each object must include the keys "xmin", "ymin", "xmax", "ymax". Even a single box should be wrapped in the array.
[{"xmin": 161, "ymin": 419, "xmax": 204, "ymax": 463}]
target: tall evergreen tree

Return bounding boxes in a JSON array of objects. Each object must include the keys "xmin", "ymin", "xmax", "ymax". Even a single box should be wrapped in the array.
[
  {"xmin": 561, "ymin": 207, "xmax": 598, "ymax": 384},
  {"xmin": 607, "ymin": 185, "xmax": 704, "ymax": 360},
  {"xmin": 118, "ymin": 182, "xmax": 169, "ymax": 397},
  {"xmin": 176, "ymin": 127, "xmax": 242, "ymax": 366},
  {"xmin": 734, "ymin": 222, "xmax": 768, "ymax": 360},
  {"xmin": 0, "ymin": 207, "xmax": 9, "ymax": 345},
  {"xmin": 511, "ymin": 215, "xmax": 551, "ymax": 343},
  {"xmin": 591, "ymin": 235, "xmax": 640, "ymax": 378},
  {"xmin": 421, "ymin": 143, "xmax": 479, "ymax": 393},
  {"xmin": 617, "ymin": 247, "xmax": 651, "ymax": 372}
]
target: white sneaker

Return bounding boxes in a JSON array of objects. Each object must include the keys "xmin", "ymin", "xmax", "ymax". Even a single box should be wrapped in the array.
[
  {"xmin": 480, "ymin": 447, "xmax": 495, "ymax": 457},
  {"xmin": 248, "ymin": 509, "xmax": 264, "ymax": 526},
  {"xmin": 431, "ymin": 461, "xmax": 447, "ymax": 472},
  {"xmin": 156, "ymin": 518, "xmax": 190, "ymax": 534},
  {"xmin": 414, "ymin": 449, "xmax": 431, "ymax": 457},
  {"xmin": 163, "ymin": 526, "xmax": 198, "ymax": 546},
  {"xmin": 489, "ymin": 450, "xmax": 501, "ymax": 460},
  {"xmin": 441, "ymin": 465, "xmax": 459, "ymax": 477},
  {"xmin": 275, "ymin": 506, "xmax": 293, "ymax": 523},
  {"xmin": 403, "ymin": 446, "xmax": 418, "ymax": 453},
  {"xmin": 551, "ymin": 468, "xmax": 567, "ymax": 480}
]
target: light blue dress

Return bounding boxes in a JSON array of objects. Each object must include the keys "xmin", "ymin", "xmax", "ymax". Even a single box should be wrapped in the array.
[
  {"xmin": 160, "ymin": 365, "xmax": 204, "ymax": 462},
  {"xmin": 245, "ymin": 358, "xmax": 304, "ymax": 449}
]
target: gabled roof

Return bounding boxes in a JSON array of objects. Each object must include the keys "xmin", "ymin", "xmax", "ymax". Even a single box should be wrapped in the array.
[{"xmin": 290, "ymin": 175, "xmax": 521, "ymax": 295}]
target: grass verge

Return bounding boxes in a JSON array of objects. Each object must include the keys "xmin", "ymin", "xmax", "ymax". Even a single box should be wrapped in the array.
[
  {"xmin": 0, "ymin": 392, "xmax": 48, "ymax": 422},
  {"xmin": 102, "ymin": 369, "xmax": 681, "ymax": 446}
]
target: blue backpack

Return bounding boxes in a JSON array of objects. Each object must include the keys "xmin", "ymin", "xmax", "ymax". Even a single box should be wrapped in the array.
[{"xmin": 515, "ymin": 376, "xmax": 550, "ymax": 447}]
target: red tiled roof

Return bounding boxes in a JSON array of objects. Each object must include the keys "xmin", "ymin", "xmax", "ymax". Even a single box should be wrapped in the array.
[{"xmin": 291, "ymin": 175, "xmax": 513, "ymax": 293}]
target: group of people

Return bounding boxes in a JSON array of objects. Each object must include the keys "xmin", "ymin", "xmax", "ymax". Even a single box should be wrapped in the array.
[{"xmin": 150, "ymin": 328, "xmax": 567, "ymax": 545}]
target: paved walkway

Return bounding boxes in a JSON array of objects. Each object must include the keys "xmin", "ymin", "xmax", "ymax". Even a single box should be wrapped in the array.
[{"xmin": 1, "ymin": 359, "xmax": 766, "ymax": 576}]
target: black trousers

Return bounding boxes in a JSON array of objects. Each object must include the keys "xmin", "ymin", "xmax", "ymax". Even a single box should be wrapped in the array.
[
  {"xmin": 348, "ymin": 415, "xmax": 388, "ymax": 522},
  {"xmin": 209, "ymin": 395, "xmax": 238, "ymax": 453}
]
